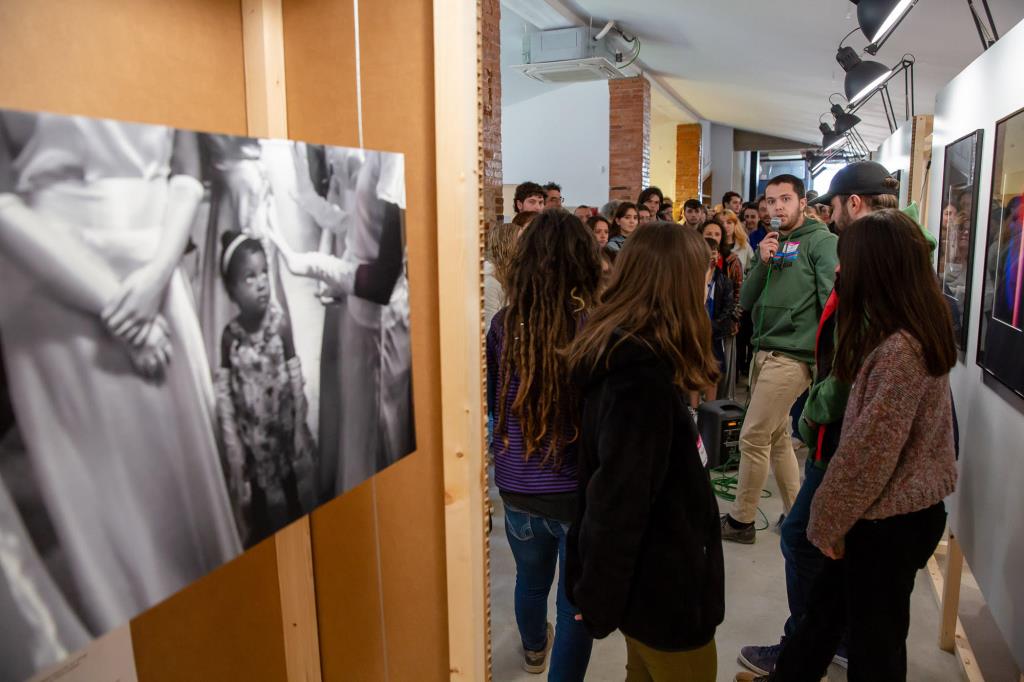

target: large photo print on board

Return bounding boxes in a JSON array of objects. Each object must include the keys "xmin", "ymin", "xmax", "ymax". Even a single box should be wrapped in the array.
[
  {"xmin": 0, "ymin": 108, "xmax": 415, "ymax": 680},
  {"xmin": 978, "ymin": 106, "xmax": 1024, "ymax": 398}
]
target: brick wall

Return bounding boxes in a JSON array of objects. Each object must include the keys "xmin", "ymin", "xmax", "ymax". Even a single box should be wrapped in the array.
[
  {"xmin": 675, "ymin": 123, "xmax": 702, "ymax": 215},
  {"xmin": 481, "ymin": 0, "xmax": 503, "ymax": 229},
  {"xmin": 608, "ymin": 76, "xmax": 650, "ymax": 202}
]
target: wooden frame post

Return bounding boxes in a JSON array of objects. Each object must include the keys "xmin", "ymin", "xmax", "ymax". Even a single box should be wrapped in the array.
[
  {"xmin": 927, "ymin": 534, "xmax": 983, "ymax": 682},
  {"xmin": 434, "ymin": 0, "xmax": 489, "ymax": 680},
  {"xmin": 241, "ymin": 2, "xmax": 322, "ymax": 681}
]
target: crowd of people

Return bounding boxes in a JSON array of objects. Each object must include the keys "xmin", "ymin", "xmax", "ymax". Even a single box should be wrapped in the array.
[{"xmin": 485, "ymin": 162, "xmax": 960, "ymax": 682}]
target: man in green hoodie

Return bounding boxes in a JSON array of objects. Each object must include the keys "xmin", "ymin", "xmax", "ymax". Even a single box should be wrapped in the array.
[{"xmin": 721, "ymin": 174, "xmax": 838, "ymax": 545}]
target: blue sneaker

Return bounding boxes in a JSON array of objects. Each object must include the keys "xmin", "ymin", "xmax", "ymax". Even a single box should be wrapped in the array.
[{"xmin": 738, "ymin": 640, "xmax": 784, "ymax": 676}]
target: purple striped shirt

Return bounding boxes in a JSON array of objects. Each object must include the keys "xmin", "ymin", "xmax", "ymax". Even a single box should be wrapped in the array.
[{"xmin": 486, "ymin": 310, "xmax": 579, "ymax": 495}]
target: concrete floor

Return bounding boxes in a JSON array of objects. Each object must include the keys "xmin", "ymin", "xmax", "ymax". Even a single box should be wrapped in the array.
[{"xmin": 488, "ymin": 458, "xmax": 967, "ymax": 681}]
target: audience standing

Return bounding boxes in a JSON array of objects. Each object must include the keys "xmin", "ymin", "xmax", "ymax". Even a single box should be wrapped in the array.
[
  {"xmin": 544, "ymin": 182, "xmax": 564, "ymax": 209},
  {"xmin": 638, "ymin": 186, "xmax": 664, "ymax": 217},
  {"xmin": 574, "ymin": 205, "xmax": 593, "ymax": 222},
  {"xmin": 683, "ymin": 199, "xmax": 703, "ymax": 229},
  {"xmin": 484, "ymin": 221, "xmax": 521, "ymax": 330},
  {"xmin": 723, "ymin": 191, "xmax": 743, "ymax": 215},
  {"xmin": 566, "ymin": 222, "xmax": 724, "ymax": 682},
  {"xmin": 638, "ymin": 205, "xmax": 653, "ymax": 225},
  {"xmin": 608, "ymin": 202, "xmax": 639, "ymax": 252},
  {"xmin": 705, "ymin": 216, "xmax": 744, "ymax": 400},
  {"xmin": 587, "ymin": 214, "xmax": 611, "ymax": 248},
  {"xmin": 515, "ymin": 182, "xmax": 546, "ymax": 215},
  {"xmin": 487, "ymin": 209, "xmax": 601, "ymax": 680}
]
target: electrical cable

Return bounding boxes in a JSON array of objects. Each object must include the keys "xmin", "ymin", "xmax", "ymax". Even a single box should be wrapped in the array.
[
  {"xmin": 837, "ymin": 26, "xmax": 860, "ymax": 48},
  {"xmin": 620, "ymin": 37, "xmax": 641, "ymax": 69}
]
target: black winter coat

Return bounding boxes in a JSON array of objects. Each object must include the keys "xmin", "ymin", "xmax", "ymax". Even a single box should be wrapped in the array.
[{"xmin": 566, "ymin": 333, "xmax": 725, "ymax": 651}]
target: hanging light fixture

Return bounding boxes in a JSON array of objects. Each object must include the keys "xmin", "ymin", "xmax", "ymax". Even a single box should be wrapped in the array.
[
  {"xmin": 830, "ymin": 103, "xmax": 862, "ymax": 134},
  {"xmin": 851, "ymin": 0, "xmax": 919, "ymax": 53},
  {"xmin": 836, "ymin": 46, "xmax": 892, "ymax": 104},
  {"xmin": 819, "ymin": 122, "xmax": 847, "ymax": 152}
]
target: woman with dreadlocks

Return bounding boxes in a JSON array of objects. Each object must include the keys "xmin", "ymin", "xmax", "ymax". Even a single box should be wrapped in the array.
[{"xmin": 486, "ymin": 209, "xmax": 601, "ymax": 680}]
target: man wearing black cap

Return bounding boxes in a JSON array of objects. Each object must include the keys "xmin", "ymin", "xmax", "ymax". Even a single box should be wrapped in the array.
[
  {"xmin": 815, "ymin": 160, "xmax": 900, "ymax": 231},
  {"xmin": 736, "ymin": 161, "xmax": 904, "ymax": 678}
]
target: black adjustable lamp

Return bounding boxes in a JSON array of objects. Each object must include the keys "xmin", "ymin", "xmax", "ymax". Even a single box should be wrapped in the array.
[
  {"xmin": 836, "ymin": 46, "xmax": 893, "ymax": 104},
  {"xmin": 819, "ymin": 121, "xmax": 847, "ymax": 153},
  {"xmin": 830, "ymin": 103, "xmax": 862, "ymax": 135},
  {"xmin": 851, "ymin": 0, "xmax": 919, "ymax": 54}
]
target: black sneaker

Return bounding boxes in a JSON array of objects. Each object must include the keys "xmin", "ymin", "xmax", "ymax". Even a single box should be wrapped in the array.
[
  {"xmin": 720, "ymin": 514, "xmax": 756, "ymax": 544},
  {"xmin": 522, "ymin": 622, "xmax": 554, "ymax": 674}
]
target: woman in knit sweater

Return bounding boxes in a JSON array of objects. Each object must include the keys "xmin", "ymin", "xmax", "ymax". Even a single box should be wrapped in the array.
[
  {"xmin": 487, "ymin": 209, "xmax": 601, "ymax": 680},
  {"xmin": 760, "ymin": 209, "xmax": 958, "ymax": 682}
]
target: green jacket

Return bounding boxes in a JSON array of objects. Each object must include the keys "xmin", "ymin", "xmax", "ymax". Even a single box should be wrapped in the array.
[
  {"xmin": 798, "ymin": 202, "xmax": 934, "ymax": 463},
  {"xmin": 740, "ymin": 217, "xmax": 838, "ymax": 365}
]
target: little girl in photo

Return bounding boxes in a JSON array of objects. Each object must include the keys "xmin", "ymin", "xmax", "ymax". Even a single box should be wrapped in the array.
[{"xmin": 214, "ymin": 230, "xmax": 317, "ymax": 545}]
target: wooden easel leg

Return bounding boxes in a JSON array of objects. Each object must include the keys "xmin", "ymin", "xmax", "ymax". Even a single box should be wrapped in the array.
[{"xmin": 940, "ymin": 534, "xmax": 964, "ymax": 652}]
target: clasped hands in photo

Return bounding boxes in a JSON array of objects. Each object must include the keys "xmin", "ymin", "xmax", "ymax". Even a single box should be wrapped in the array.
[{"xmin": 101, "ymin": 264, "xmax": 173, "ymax": 382}]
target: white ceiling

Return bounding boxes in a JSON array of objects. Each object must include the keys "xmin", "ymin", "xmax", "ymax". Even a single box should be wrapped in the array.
[{"xmin": 502, "ymin": 0, "xmax": 1024, "ymax": 148}]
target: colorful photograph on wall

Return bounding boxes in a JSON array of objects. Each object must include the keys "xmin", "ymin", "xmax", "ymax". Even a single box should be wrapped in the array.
[
  {"xmin": 978, "ymin": 106, "xmax": 1024, "ymax": 398},
  {"xmin": 0, "ymin": 107, "xmax": 415, "ymax": 679},
  {"xmin": 937, "ymin": 129, "xmax": 984, "ymax": 353}
]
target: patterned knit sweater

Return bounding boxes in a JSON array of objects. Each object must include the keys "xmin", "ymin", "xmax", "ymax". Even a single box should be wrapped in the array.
[{"xmin": 807, "ymin": 332, "xmax": 958, "ymax": 550}]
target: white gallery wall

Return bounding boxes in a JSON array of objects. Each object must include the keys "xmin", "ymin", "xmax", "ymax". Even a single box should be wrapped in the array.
[
  {"xmin": 874, "ymin": 120, "xmax": 913, "ymax": 208},
  {"xmin": 927, "ymin": 18, "xmax": 1024, "ymax": 670},
  {"xmin": 501, "ymin": 80, "xmax": 609, "ymax": 208}
]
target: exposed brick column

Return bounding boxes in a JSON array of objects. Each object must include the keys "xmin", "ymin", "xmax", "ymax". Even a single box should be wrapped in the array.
[
  {"xmin": 675, "ymin": 123, "xmax": 702, "ymax": 216},
  {"xmin": 481, "ymin": 0, "xmax": 503, "ymax": 229},
  {"xmin": 608, "ymin": 76, "xmax": 650, "ymax": 202}
]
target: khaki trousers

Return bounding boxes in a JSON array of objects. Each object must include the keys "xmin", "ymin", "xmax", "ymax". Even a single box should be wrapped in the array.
[
  {"xmin": 625, "ymin": 636, "xmax": 716, "ymax": 682},
  {"xmin": 730, "ymin": 350, "xmax": 811, "ymax": 524}
]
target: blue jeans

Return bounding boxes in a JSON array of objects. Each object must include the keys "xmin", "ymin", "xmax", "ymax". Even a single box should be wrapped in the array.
[
  {"xmin": 504, "ymin": 505, "xmax": 593, "ymax": 681},
  {"xmin": 780, "ymin": 458, "xmax": 826, "ymax": 637}
]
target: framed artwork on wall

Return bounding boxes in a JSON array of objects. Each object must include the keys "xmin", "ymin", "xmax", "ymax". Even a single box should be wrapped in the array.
[
  {"xmin": 937, "ymin": 129, "xmax": 984, "ymax": 353},
  {"xmin": 977, "ymin": 106, "xmax": 1024, "ymax": 399}
]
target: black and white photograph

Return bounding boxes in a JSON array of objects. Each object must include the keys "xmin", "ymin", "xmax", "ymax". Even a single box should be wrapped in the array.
[{"xmin": 0, "ymin": 108, "xmax": 415, "ymax": 680}]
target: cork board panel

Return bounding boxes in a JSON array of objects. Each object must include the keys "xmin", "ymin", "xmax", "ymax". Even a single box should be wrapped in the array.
[
  {"xmin": 0, "ymin": 2, "xmax": 289, "ymax": 679},
  {"xmin": 131, "ymin": 539, "xmax": 287, "ymax": 681},
  {"xmin": 357, "ymin": 1, "xmax": 449, "ymax": 680},
  {"xmin": 309, "ymin": 481, "xmax": 387, "ymax": 681},
  {"xmin": 281, "ymin": 0, "xmax": 361, "ymax": 149},
  {"xmin": 0, "ymin": 0, "xmax": 247, "ymax": 136}
]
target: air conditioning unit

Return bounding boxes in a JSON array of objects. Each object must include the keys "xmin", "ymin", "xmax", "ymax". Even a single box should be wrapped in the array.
[{"xmin": 509, "ymin": 26, "xmax": 628, "ymax": 84}]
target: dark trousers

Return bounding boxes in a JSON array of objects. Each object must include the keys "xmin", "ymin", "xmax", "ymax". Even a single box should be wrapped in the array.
[
  {"xmin": 737, "ymin": 310, "xmax": 754, "ymax": 375},
  {"xmin": 771, "ymin": 502, "xmax": 946, "ymax": 682},
  {"xmin": 780, "ymin": 459, "xmax": 827, "ymax": 637}
]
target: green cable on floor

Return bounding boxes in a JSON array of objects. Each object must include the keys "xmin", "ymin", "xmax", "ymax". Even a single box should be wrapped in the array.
[{"xmin": 709, "ymin": 453, "xmax": 773, "ymax": 532}]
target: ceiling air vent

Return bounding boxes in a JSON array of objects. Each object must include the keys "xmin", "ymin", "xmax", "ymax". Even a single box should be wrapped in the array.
[{"xmin": 510, "ymin": 56, "xmax": 626, "ymax": 83}]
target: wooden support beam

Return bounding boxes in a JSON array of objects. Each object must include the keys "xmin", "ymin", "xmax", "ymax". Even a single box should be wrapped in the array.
[
  {"xmin": 434, "ymin": 0, "xmax": 488, "ymax": 680},
  {"xmin": 241, "ymin": 2, "xmax": 320, "ymax": 681},
  {"xmin": 241, "ymin": 0, "xmax": 288, "ymax": 138},
  {"xmin": 926, "ymin": 534, "xmax": 984, "ymax": 682}
]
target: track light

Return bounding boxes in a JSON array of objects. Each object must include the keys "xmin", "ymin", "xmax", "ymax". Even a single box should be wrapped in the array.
[
  {"xmin": 836, "ymin": 46, "xmax": 892, "ymax": 104},
  {"xmin": 829, "ymin": 103, "xmax": 862, "ymax": 135},
  {"xmin": 819, "ymin": 122, "xmax": 847, "ymax": 152},
  {"xmin": 852, "ymin": 0, "xmax": 918, "ymax": 53}
]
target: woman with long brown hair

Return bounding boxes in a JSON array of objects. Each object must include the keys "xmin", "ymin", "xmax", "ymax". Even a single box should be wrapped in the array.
[
  {"xmin": 757, "ymin": 209, "xmax": 958, "ymax": 682},
  {"xmin": 486, "ymin": 209, "xmax": 601, "ymax": 680},
  {"xmin": 565, "ymin": 222, "xmax": 724, "ymax": 681}
]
